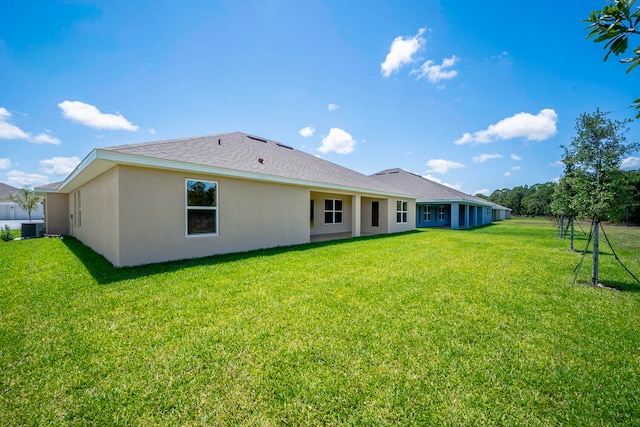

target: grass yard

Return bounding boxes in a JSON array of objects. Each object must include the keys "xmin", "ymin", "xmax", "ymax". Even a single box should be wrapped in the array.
[{"xmin": 1, "ymin": 218, "xmax": 640, "ymax": 425}]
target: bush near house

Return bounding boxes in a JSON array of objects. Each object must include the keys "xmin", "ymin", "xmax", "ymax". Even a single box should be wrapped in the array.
[{"xmin": 1, "ymin": 219, "xmax": 639, "ymax": 425}]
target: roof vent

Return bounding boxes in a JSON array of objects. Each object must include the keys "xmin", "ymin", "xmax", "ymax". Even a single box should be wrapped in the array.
[
  {"xmin": 218, "ymin": 139, "xmax": 221, "ymax": 145},
  {"xmin": 258, "ymin": 158, "xmax": 264, "ymax": 164},
  {"xmin": 276, "ymin": 142, "xmax": 293, "ymax": 150},
  {"xmin": 247, "ymin": 135, "xmax": 268, "ymax": 143}
]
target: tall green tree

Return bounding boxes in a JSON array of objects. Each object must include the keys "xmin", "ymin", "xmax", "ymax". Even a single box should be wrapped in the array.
[
  {"xmin": 585, "ymin": 0, "xmax": 640, "ymax": 117},
  {"xmin": 551, "ymin": 159, "xmax": 584, "ymax": 249},
  {"xmin": 8, "ymin": 188, "xmax": 41, "ymax": 222},
  {"xmin": 561, "ymin": 109, "xmax": 639, "ymax": 285}
]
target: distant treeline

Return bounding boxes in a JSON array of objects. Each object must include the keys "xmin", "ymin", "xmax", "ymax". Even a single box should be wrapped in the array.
[{"xmin": 477, "ymin": 169, "xmax": 640, "ymax": 225}]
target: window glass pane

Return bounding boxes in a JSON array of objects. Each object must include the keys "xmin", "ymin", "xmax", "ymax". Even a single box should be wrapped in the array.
[
  {"xmin": 403, "ymin": 213, "xmax": 407, "ymax": 222},
  {"xmin": 335, "ymin": 199, "xmax": 342, "ymax": 211},
  {"xmin": 335, "ymin": 212, "xmax": 343, "ymax": 223},
  {"xmin": 397, "ymin": 201, "xmax": 401, "ymax": 211},
  {"xmin": 325, "ymin": 199, "xmax": 333, "ymax": 210},
  {"xmin": 397, "ymin": 212, "xmax": 402, "ymax": 222},
  {"xmin": 187, "ymin": 180, "xmax": 217, "ymax": 207},
  {"xmin": 188, "ymin": 209, "xmax": 217, "ymax": 234},
  {"xmin": 402, "ymin": 201, "xmax": 408, "ymax": 211},
  {"xmin": 325, "ymin": 212, "xmax": 334, "ymax": 224}
]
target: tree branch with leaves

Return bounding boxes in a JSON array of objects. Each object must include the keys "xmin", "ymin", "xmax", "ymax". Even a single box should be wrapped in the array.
[{"xmin": 585, "ymin": 0, "xmax": 640, "ymax": 117}]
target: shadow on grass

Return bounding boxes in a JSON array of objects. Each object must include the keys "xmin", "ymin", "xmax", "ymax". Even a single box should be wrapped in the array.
[{"xmin": 61, "ymin": 230, "xmax": 422, "ymax": 285}]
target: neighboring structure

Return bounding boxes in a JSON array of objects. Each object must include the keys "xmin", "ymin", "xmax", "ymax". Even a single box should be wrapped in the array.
[
  {"xmin": 488, "ymin": 202, "xmax": 512, "ymax": 221},
  {"xmin": 370, "ymin": 168, "xmax": 494, "ymax": 229},
  {"xmin": 37, "ymin": 132, "xmax": 417, "ymax": 267},
  {"xmin": 0, "ymin": 182, "xmax": 44, "ymax": 221}
]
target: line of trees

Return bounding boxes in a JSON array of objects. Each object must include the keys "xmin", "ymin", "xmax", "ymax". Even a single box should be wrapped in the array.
[{"xmin": 482, "ymin": 166, "xmax": 640, "ymax": 224}]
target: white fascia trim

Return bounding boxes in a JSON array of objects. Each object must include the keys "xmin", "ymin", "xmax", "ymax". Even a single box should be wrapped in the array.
[
  {"xmin": 94, "ymin": 150, "xmax": 417, "ymax": 199},
  {"xmin": 57, "ymin": 150, "xmax": 99, "ymax": 192},
  {"xmin": 417, "ymin": 198, "xmax": 492, "ymax": 207}
]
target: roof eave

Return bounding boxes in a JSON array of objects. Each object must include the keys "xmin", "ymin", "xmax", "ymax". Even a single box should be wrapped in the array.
[{"xmin": 56, "ymin": 149, "xmax": 417, "ymax": 199}]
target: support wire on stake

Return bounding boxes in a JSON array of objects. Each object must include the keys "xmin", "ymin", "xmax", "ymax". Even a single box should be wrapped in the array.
[
  {"xmin": 572, "ymin": 216, "xmax": 595, "ymax": 286},
  {"xmin": 599, "ymin": 222, "xmax": 640, "ymax": 286}
]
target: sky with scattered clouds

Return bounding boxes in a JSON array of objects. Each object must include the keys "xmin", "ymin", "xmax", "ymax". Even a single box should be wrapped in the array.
[{"xmin": 1, "ymin": 0, "xmax": 639, "ymax": 195}]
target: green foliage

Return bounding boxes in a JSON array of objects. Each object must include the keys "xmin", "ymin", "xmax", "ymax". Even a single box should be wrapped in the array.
[
  {"xmin": 560, "ymin": 109, "xmax": 638, "ymax": 219},
  {"xmin": 7, "ymin": 188, "xmax": 40, "ymax": 222},
  {"xmin": 585, "ymin": 0, "xmax": 640, "ymax": 117},
  {"xmin": 489, "ymin": 183, "xmax": 556, "ymax": 216},
  {"xmin": 1, "ymin": 225, "xmax": 13, "ymax": 242},
  {"xmin": 2, "ymin": 220, "xmax": 640, "ymax": 424}
]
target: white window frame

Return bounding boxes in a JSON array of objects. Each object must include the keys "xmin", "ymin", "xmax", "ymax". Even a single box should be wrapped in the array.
[
  {"xmin": 423, "ymin": 206, "xmax": 431, "ymax": 222},
  {"xmin": 185, "ymin": 179, "xmax": 218, "ymax": 237},
  {"xmin": 324, "ymin": 198, "xmax": 343, "ymax": 224},
  {"xmin": 73, "ymin": 191, "xmax": 82, "ymax": 228},
  {"xmin": 438, "ymin": 206, "xmax": 445, "ymax": 221},
  {"xmin": 396, "ymin": 200, "xmax": 408, "ymax": 224}
]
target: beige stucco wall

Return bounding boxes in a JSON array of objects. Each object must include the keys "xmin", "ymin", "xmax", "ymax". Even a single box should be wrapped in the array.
[
  {"xmin": 386, "ymin": 198, "xmax": 416, "ymax": 234},
  {"xmin": 115, "ymin": 166, "xmax": 310, "ymax": 266},
  {"xmin": 361, "ymin": 197, "xmax": 387, "ymax": 234},
  {"xmin": 69, "ymin": 166, "xmax": 120, "ymax": 265},
  {"xmin": 43, "ymin": 193, "xmax": 70, "ymax": 235},
  {"xmin": 309, "ymin": 191, "xmax": 353, "ymax": 236}
]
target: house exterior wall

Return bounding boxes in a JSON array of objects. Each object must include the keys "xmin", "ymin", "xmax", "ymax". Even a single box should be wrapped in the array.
[
  {"xmin": 386, "ymin": 198, "xmax": 416, "ymax": 234},
  {"xmin": 69, "ymin": 166, "xmax": 120, "ymax": 265},
  {"xmin": 44, "ymin": 193, "xmax": 70, "ymax": 235},
  {"xmin": 309, "ymin": 191, "xmax": 353, "ymax": 236},
  {"xmin": 361, "ymin": 197, "xmax": 388, "ymax": 234},
  {"xmin": 416, "ymin": 204, "xmax": 451, "ymax": 228},
  {"xmin": 116, "ymin": 166, "xmax": 310, "ymax": 266}
]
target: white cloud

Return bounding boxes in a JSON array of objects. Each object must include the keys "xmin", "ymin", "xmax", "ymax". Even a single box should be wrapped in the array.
[
  {"xmin": 492, "ymin": 51, "xmax": 509, "ymax": 60},
  {"xmin": 552, "ymin": 177, "xmax": 561, "ymax": 183},
  {"xmin": 549, "ymin": 160, "xmax": 564, "ymax": 167},
  {"xmin": 299, "ymin": 126, "xmax": 315, "ymax": 138},
  {"xmin": 148, "ymin": 128, "xmax": 156, "ymax": 134},
  {"xmin": 318, "ymin": 128, "xmax": 356, "ymax": 154},
  {"xmin": 622, "ymin": 156, "xmax": 640, "ymax": 169},
  {"xmin": 510, "ymin": 153, "xmax": 522, "ymax": 161},
  {"xmin": 0, "ymin": 107, "xmax": 61, "ymax": 144},
  {"xmin": 5, "ymin": 170, "xmax": 50, "ymax": 188},
  {"xmin": 422, "ymin": 173, "xmax": 462, "ymax": 190},
  {"xmin": 58, "ymin": 100, "xmax": 139, "ymax": 131},
  {"xmin": 504, "ymin": 171, "xmax": 512, "ymax": 176},
  {"xmin": 328, "ymin": 104, "xmax": 339, "ymax": 111},
  {"xmin": 413, "ymin": 55, "xmax": 458, "ymax": 83},
  {"xmin": 454, "ymin": 109, "xmax": 558, "ymax": 145},
  {"xmin": 381, "ymin": 28, "xmax": 425, "ymax": 77},
  {"xmin": 0, "ymin": 158, "xmax": 11, "ymax": 169},
  {"xmin": 511, "ymin": 166, "xmax": 521, "ymax": 171},
  {"xmin": 39, "ymin": 156, "xmax": 81, "ymax": 176},
  {"xmin": 426, "ymin": 158, "xmax": 465, "ymax": 174},
  {"xmin": 29, "ymin": 132, "xmax": 61, "ymax": 144},
  {"xmin": 472, "ymin": 153, "xmax": 502, "ymax": 163},
  {"xmin": 475, "ymin": 188, "xmax": 490, "ymax": 196}
]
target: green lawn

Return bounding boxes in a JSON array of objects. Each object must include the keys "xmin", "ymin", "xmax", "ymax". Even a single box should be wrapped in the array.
[{"xmin": 1, "ymin": 218, "xmax": 640, "ymax": 425}]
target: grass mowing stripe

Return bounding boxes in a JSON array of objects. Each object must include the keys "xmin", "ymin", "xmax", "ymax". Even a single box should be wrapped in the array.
[{"xmin": 1, "ymin": 218, "xmax": 640, "ymax": 425}]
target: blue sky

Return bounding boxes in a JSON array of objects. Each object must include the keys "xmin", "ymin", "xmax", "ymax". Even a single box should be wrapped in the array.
[{"xmin": 1, "ymin": 0, "xmax": 639, "ymax": 195}]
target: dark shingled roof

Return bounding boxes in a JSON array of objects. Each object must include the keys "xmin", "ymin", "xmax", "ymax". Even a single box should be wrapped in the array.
[
  {"xmin": 35, "ymin": 181, "xmax": 63, "ymax": 192},
  {"xmin": 101, "ymin": 132, "xmax": 412, "ymax": 196},
  {"xmin": 0, "ymin": 182, "xmax": 19, "ymax": 200},
  {"xmin": 370, "ymin": 168, "xmax": 492, "ymax": 206}
]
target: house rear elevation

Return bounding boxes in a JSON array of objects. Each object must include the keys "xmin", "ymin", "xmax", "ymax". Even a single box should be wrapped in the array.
[
  {"xmin": 370, "ymin": 168, "xmax": 493, "ymax": 229},
  {"xmin": 39, "ymin": 132, "xmax": 416, "ymax": 267}
]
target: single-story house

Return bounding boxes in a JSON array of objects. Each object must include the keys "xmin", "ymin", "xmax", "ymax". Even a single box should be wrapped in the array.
[
  {"xmin": 37, "ymin": 132, "xmax": 417, "ymax": 267},
  {"xmin": 0, "ymin": 182, "xmax": 44, "ymax": 221},
  {"xmin": 488, "ymin": 202, "xmax": 512, "ymax": 221},
  {"xmin": 370, "ymin": 168, "xmax": 494, "ymax": 229}
]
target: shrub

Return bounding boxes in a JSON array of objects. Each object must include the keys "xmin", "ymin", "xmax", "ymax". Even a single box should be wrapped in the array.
[{"xmin": 1, "ymin": 225, "xmax": 14, "ymax": 242}]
